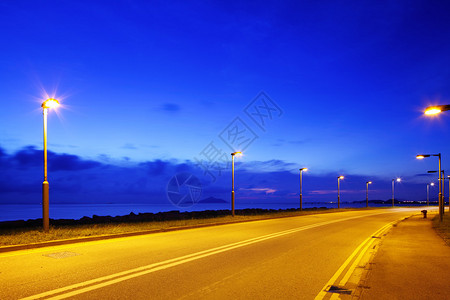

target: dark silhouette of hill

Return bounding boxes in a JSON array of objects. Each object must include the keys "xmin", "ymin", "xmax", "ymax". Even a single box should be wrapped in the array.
[{"xmin": 198, "ymin": 197, "xmax": 228, "ymax": 204}]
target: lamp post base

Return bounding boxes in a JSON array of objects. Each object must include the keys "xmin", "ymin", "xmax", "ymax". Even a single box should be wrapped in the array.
[
  {"xmin": 42, "ymin": 181, "xmax": 49, "ymax": 232},
  {"xmin": 231, "ymin": 191, "xmax": 235, "ymax": 217}
]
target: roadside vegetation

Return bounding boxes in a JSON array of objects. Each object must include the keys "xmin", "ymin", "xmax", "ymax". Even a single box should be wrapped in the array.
[
  {"xmin": 0, "ymin": 208, "xmax": 376, "ymax": 247},
  {"xmin": 433, "ymin": 213, "xmax": 450, "ymax": 246}
]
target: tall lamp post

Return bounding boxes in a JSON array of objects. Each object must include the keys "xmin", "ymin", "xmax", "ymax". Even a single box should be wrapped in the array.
[
  {"xmin": 337, "ymin": 176, "xmax": 344, "ymax": 209},
  {"xmin": 428, "ymin": 170, "xmax": 445, "ymax": 214},
  {"xmin": 299, "ymin": 168, "xmax": 307, "ymax": 211},
  {"xmin": 366, "ymin": 181, "xmax": 372, "ymax": 208},
  {"xmin": 392, "ymin": 178, "xmax": 401, "ymax": 207},
  {"xmin": 422, "ymin": 104, "xmax": 450, "ymax": 214},
  {"xmin": 41, "ymin": 98, "xmax": 60, "ymax": 232},
  {"xmin": 417, "ymin": 154, "xmax": 442, "ymax": 222},
  {"xmin": 427, "ymin": 182, "xmax": 435, "ymax": 206},
  {"xmin": 231, "ymin": 152, "xmax": 242, "ymax": 217}
]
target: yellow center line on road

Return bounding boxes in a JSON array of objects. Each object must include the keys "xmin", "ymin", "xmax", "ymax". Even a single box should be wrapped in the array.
[
  {"xmin": 19, "ymin": 213, "xmax": 389, "ymax": 300},
  {"xmin": 314, "ymin": 216, "xmax": 412, "ymax": 300}
]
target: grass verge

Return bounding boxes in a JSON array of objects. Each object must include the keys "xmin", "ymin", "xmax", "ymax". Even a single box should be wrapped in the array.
[
  {"xmin": 0, "ymin": 208, "xmax": 375, "ymax": 247},
  {"xmin": 432, "ymin": 213, "xmax": 450, "ymax": 246}
]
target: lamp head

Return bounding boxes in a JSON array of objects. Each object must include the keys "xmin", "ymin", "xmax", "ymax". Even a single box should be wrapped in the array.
[
  {"xmin": 424, "ymin": 105, "xmax": 450, "ymax": 116},
  {"xmin": 41, "ymin": 98, "xmax": 60, "ymax": 109},
  {"xmin": 396, "ymin": 178, "xmax": 401, "ymax": 182},
  {"xmin": 338, "ymin": 176, "xmax": 344, "ymax": 180},
  {"xmin": 231, "ymin": 151, "xmax": 242, "ymax": 157},
  {"xmin": 431, "ymin": 182, "xmax": 435, "ymax": 186},
  {"xmin": 416, "ymin": 154, "xmax": 430, "ymax": 159},
  {"xmin": 300, "ymin": 168, "xmax": 308, "ymax": 172},
  {"xmin": 424, "ymin": 107, "xmax": 442, "ymax": 115},
  {"xmin": 367, "ymin": 181, "xmax": 372, "ymax": 184}
]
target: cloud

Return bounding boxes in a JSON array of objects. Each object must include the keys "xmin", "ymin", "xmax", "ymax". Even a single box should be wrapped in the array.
[
  {"xmin": 121, "ymin": 143, "xmax": 137, "ymax": 150},
  {"xmin": 161, "ymin": 103, "xmax": 181, "ymax": 112},
  {"xmin": 49, "ymin": 153, "xmax": 102, "ymax": 171},
  {"xmin": 242, "ymin": 159, "xmax": 297, "ymax": 172},
  {"xmin": 12, "ymin": 146, "xmax": 42, "ymax": 168},
  {"xmin": 309, "ymin": 190, "xmax": 336, "ymax": 195},
  {"xmin": 240, "ymin": 188, "xmax": 277, "ymax": 194},
  {"xmin": 289, "ymin": 139, "xmax": 311, "ymax": 145},
  {"xmin": 8, "ymin": 146, "xmax": 101, "ymax": 171},
  {"xmin": 271, "ymin": 139, "xmax": 311, "ymax": 147},
  {"xmin": 140, "ymin": 159, "xmax": 169, "ymax": 176},
  {"xmin": 0, "ymin": 145, "xmax": 437, "ymax": 206}
]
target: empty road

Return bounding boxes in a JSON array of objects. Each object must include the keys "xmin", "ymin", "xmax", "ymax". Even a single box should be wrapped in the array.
[{"xmin": 0, "ymin": 208, "xmax": 420, "ymax": 299}]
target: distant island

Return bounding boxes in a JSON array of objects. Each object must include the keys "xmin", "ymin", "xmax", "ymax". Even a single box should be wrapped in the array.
[{"xmin": 198, "ymin": 197, "xmax": 228, "ymax": 204}]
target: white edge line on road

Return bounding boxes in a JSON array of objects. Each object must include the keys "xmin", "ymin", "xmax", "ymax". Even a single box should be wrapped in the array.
[{"xmin": 19, "ymin": 213, "xmax": 390, "ymax": 300}]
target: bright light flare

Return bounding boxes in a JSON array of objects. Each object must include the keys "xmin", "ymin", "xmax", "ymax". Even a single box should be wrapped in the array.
[
  {"xmin": 338, "ymin": 176, "xmax": 344, "ymax": 180},
  {"xmin": 42, "ymin": 98, "xmax": 60, "ymax": 109},
  {"xmin": 396, "ymin": 178, "xmax": 401, "ymax": 182},
  {"xmin": 300, "ymin": 168, "xmax": 308, "ymax": 172},
  {"xmin": 367, "ymin": 181, "xmax": 372, "ymax": 184},
  {"xmin": 424, "ymin": 107, "xmax": 442, "ymax": 115},
  {"xmin": 430, "ymin": 182, "xmax": 435, "ymax": 186}
]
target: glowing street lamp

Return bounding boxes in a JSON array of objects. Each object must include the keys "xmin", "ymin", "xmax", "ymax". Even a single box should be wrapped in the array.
[
  {"xmin": 424, "ymin": 104, "xmax": 450, "ymax": 116},
  {"xmin": 41, "ymin": 98, "xmax": 60, "ymax": 232},
  {"xmin": 299, "ymin": 168, "xmax": 307, "ymax": 211},
  {"xmin": 231, "ymin": 151, "xmax": 242, "ymax": 217},
  {"xmin": 417, "ymin": 154, "xmax": 443, "ymax": 222},
  {"xmin": 391, "ymin": 178, "xmax": 401, "ymax": 207},
  {"xmin": 366, "ymin": 181, "xmax": 372, "ymax": 208},
  {"xmin": 427, "ymin": 182, "xmax": 435, "ymax": 206},
  {"xmin": 337, "ymin": 176, "xmax": 344, "ymax": 209}
]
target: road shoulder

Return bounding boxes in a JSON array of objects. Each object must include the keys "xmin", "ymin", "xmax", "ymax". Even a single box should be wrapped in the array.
[{"xmin": 357, "ymin": 213, "xmax": 450, "ymax": 299}]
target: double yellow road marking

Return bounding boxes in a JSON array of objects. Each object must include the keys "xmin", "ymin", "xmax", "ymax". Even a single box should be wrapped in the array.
[
  {"xmin": 21, "ymin": 214, "xmax": 380, "ymax": 299},
  {"xmin": 314, "ymin": 220, "xmax": 398, "ymax": 299}
]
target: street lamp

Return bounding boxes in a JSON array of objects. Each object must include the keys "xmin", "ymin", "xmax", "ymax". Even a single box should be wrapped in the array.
[
  {"xmin": 417, "ymin": 154, "xmax": 443, "ymax": 222},
  {"xmin": 366, "ymin": 181, "xmax": 372, "ymax": 208},
  {"xmin": 424, "ymin": 104, "xmax": 450, "ymax": 116},
  {"xmin": 427, "ymin": 182, "xmax": 435, "ymax": 206},
  {"xmin": 428, "ymin": 170, "xmax": 445, "ymax": 213},
  {"xmin": 337, "ymin": 176, "xmax": 344, "ymax": 209},
  {"xmin": 41, "ymin": 98, "xmax": 60, "ymax": 232},
  {"xmin": 392, "ymin": 178, "xmax": 401, "ymax": 207},
  {"xmin": 231, "ymin": 151, "xmax": 242, "ymax": 217},
  {"xmin": 299, "ymin": 168, "xmax": 307, "ymax": 211}
]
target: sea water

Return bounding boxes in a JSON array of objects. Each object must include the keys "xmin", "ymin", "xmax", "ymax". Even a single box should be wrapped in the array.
[{"xmin": 0, "ymin": 201, "xmax": 416, "ymax": 222}]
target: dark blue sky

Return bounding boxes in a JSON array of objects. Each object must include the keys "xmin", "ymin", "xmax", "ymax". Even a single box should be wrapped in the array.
[{"xmin": 1, "ymin": 1, "xmax": 450, "ymax": 208}]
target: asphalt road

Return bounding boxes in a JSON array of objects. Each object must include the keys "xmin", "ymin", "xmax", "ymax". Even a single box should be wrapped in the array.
[{"xmin": 0, "ymin": 208, "xmax": 420, "ymax": 300}]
